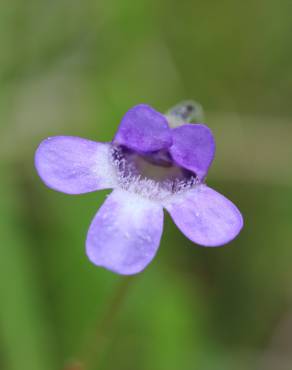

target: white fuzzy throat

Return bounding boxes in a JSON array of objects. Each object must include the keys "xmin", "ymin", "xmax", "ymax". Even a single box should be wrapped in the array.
[{"xmin": 110, "ymin": 145, "xmax": 200, "ymax": 202}]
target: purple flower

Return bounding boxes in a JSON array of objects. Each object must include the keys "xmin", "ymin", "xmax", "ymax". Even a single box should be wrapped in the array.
[{"xmin": 35, "ymin": 104, "xmax": 243, "ymax": 275}]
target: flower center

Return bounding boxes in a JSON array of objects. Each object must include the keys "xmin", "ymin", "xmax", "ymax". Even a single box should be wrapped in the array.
[{"xmin": 111, "ymin": 145, "xmax": 199, "ymax": 201}]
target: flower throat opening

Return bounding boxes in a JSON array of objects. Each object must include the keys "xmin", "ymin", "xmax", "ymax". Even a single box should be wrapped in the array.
[{"xmin": 111, "ymin": 145, "xmax": 199, "ymax": 200}]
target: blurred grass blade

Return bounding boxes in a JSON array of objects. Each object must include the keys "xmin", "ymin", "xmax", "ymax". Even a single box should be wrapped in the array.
[{"xmin": 0, "ymin": 168, "xmax": 57, "ymax": 370}]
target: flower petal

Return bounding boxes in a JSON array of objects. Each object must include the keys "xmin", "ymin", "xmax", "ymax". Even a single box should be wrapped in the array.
[
  {"xmin": 114, "ymin": 104, "xmax": 172, "ymax": 152},
  {"xmin": 86, "ymin": 189, "xmax": 164, "ymax": 275},
  {"xmin": 169, "ymin": 124, "xmax": 215, "ymax": 180},
  {"xmin": 164, "ymin": 185, "xmax": 243, "ymax": 247},
  {"xmin": 35, "ymin": 136, "xmax": 116, "ymax": 194}
]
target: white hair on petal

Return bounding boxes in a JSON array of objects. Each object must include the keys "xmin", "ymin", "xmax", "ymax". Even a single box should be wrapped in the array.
[{"xmin": 109, "ymin": 145, "xmax": 200, "ymax": 202}]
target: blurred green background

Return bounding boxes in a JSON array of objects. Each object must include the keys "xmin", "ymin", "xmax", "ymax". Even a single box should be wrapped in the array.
[{"xmin": 1, "ymin": 1, "xmax": 292, "ymax": 369}]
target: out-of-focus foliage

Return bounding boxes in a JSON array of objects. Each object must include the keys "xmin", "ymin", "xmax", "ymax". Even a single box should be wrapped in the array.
[{"xmin": 0, "ymin": 1, "xmax": 292, "ymax": 370}]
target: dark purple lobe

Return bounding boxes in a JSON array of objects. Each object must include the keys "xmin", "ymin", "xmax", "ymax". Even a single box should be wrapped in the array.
[
  {"xmin": 169, "ymin": 124, "xmax": 215, "ymax": 180},
  {"xmin": 114, "ymin": 104, "xmax": 172, "ymax": 152}
]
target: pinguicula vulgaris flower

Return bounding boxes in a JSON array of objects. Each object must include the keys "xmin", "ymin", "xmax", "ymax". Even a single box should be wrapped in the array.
[{"xmin": 35, "ymin": 103, "xmax": 243, "ymax": 275}]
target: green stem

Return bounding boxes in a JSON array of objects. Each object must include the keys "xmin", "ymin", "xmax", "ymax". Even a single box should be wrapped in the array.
[{"xmin": 64, "ymin": 276, "xmax": 134, "ymax": 370}]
